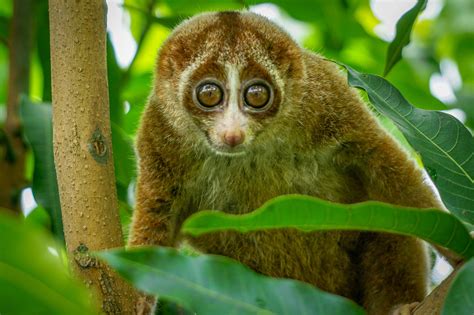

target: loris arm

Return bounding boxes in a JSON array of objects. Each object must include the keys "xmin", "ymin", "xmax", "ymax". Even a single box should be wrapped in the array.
[
  {"xmin": 127, "ymin": 160, "xmax": 177, "ymax": 315},
  {"xmin": 128, "ymin": 188, "xmax": 172, "ymax": 247},
  {"xmin": 127, "ymin": 103, "xmax": 178, "ymax": 248},
  {"xmin": 127, "ymin": 167, "xmax": 175, "ymax": 247},
  {"xmin": 345, "ymin": 132, "xmax": 443, "ymax": 208}
]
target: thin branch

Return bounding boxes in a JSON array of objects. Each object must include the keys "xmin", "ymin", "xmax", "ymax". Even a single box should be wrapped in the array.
[{"xmin": 413, "ymin": 263, "xmax": 463, "ymax": 315}]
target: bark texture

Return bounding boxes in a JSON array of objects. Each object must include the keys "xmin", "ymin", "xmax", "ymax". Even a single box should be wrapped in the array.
[
  {"xmin": 0, "ymin": 0, "xmax": 33, "ymax": 213},
  {"xmin": 49, "ymin": 0, "xmax": 138, "ymax": 313}
]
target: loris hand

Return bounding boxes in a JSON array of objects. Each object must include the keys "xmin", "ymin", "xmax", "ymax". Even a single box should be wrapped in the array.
[{"xmin": 391, "ymin": 302, "xmax": 420, "ymax": 315}]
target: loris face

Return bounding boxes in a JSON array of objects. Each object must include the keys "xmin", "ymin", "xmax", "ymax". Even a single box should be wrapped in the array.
[
  {"xmin": 187, "ymin": 63, "xmax": 278, "ymax": 155},
  {"xmin": 154, "ymin": 11, "xmax": 306, "ymax": 156}
]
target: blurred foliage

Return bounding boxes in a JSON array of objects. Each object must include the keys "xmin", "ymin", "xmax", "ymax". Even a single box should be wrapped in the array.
[
  {"xmin": 0, "ymin": 212, "xmax": 96, "ymax": 314},
  {"xmin": 20, "ymin": 99, "xmax": 63, "ymax": 242}
]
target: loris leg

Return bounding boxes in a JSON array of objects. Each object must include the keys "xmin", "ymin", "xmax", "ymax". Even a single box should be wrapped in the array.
[
  {"xmin": 358, "ymin": 233, "xmax": 428, "ymax": 315},
  {"xmin": 338, "ymin": 133, "xmax": 449, "ymax": 314},
  {"xmin": 346, "ymin": 134, "xmax": 444, "ymax": 209},
  {"xmin": 339, "ymin": 130, "xmax": 462, "ymax": 266}
]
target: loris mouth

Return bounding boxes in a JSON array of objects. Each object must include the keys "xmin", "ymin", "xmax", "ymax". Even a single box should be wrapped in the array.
[
  {"xmin": 211, "ymin": 149, "xmax": 247, "ymax": 157},
  {"xmin": 203, "ymin": 135, "xmax": 247, "ymax": 157},
  {"xmin": 208, "ymin": 142, "xmax": 247, "ymax": 157}
]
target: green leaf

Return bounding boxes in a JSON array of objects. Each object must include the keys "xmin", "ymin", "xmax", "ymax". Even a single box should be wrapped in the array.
[
  {"xmin": 111, "ymin": 122, "xmax": 136, "ymax": 187},
  {"xmin": 107, "ymin": 35, "xmax": 124, "ymax": 125},
  {"xmin": 0, "ymin": 15, "xmax": 9, "ymax": 42},
  {"xmin": 20, "ymin": 99, "xmax": 64, "ymax": 242},
  {"xmin": 98, "ymin": 247, "xmax": 366, "ymax": 315},
  {"xmin": 0, "ymin": 211, "xmax": 95, "ymax": 315},
  {"xmin": 442, "ymin": 258, "xmax": 474, "ymax": 315},
  {"xmin": 340, "ymin": 64, "xmax": 474, "ymax": 226},
  {"xmin": 384, "ymin": 0, "xmax": 427, "ymax": 76},
  {"xmin": 182, "ymin": 195, "xmax": 474, "ymax": 259},
  {"xmin": 24, "ymin": 205, "xmax": 52, "ymax": 230}
]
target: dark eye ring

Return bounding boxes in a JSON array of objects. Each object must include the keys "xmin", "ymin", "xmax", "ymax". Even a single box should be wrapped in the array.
[
  {"xmin": 194, "ymin": 81, "xmax": 223, "ymax": 108},
  {"xmin": 243, "ymin": 80, "xmax": 272, "ymax": 110}
]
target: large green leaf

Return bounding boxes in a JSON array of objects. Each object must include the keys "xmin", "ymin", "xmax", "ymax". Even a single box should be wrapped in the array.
[
  {"xmin": 99, "ymin": 247, "xmax": 366, "ymax": 315},
  {"xmin": 20, "ymin": 99, "xmax": 63, "ymax": 242},
  {"xmin": 0, "ymin": 211, "xmax": 95, "ymax": 314},
  {"xmin": 182, "ymin": 195, "xmax": 474, "ymax": 259},
  {"xmin": 442, "ymin": 258, "xmax": 474, "ymax": 315},
  {"xmin": 341, "ymin": 64, "xmax": 474, "ymax": 226},
  {"xmin": 383, "ymin": 0, "xmax": 427, "ymax": 76}
]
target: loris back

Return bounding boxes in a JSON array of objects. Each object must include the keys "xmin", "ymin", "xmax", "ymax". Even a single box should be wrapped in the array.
[{"xmin": 129, "ymin": 11, "xmax": 443, "ymax": 315}]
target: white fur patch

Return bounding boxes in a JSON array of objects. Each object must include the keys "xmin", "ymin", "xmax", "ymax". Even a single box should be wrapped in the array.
[
  {"xmin": 222, "ymin": 64, "xmax": 248, "ymax": 130},
  {"xmin": 225, "ymin": 64, "xmax": 242, "ymax": 118}
]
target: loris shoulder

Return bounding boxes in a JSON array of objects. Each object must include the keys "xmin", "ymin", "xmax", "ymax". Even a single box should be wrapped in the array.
[{"xmin": 129, "ymin": 11, "xmax": 443, "ymax": 315}]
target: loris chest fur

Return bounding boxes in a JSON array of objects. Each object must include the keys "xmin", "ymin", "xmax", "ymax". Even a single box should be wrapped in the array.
[
  {"xmin": 175, "ymin": 145, "xmax": 359, "ymax": 216},
  {"xmin": 171, "ymin": 145, "xmax": 364, "ymax": 299}
]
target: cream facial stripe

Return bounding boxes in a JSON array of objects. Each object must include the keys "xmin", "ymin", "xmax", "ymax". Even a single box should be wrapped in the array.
[
  {"xmin": 226, "ymin": 64, "xmax": 241, "ymax": 116},
  {"xmin": 222, "ymin": 63, "xmax": 248, "ymax": 130}
]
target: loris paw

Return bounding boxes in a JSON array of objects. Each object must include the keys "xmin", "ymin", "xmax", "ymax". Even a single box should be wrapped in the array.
[
  {"xmin": 135, "ymin": 294, "xmax": 157, "ymax": 315},
  {"xmin": 390, "ymin": 302, "xmax": 420, "ymax": 315}
]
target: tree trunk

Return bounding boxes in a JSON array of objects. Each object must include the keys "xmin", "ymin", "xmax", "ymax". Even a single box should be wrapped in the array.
[
  {"xmin": 0, "ymin": 0, "xmax": 33, "ymax": 213},
  {"xmin": 48, "ymin": 0, "xmax": 139, "ymax": 313}
]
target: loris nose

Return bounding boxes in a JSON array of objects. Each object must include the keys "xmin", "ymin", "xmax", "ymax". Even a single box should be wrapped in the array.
[{"xmin": 223, "ymin": 130, "xmax": 245, "ymax": 147}]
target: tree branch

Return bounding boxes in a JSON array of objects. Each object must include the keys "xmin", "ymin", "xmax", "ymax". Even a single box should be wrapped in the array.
[{"xmin": 413, "ymin": 263, "xmax": 463, "ymax": 315}]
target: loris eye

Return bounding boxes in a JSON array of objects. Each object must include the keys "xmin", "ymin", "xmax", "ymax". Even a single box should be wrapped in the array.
[
  {"xmin": 244, "ymin": 83, "xmax": 270, "ymax": 109},
  {"xmin": 196, "ymin": 83, "xmax": 223, "ymax": 107}
]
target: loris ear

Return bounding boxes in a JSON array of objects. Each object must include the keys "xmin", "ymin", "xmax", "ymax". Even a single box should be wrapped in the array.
[
  {"xmin": 155, "ymin": 32, "xmax": 197, "ymax": 80},
  {"xmin": 156, "ymin": 45, "xmax": 183, "ymax": 80}
]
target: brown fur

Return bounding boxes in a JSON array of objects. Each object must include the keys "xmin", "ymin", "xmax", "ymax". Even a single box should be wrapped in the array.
[{"xmin": 128, "ymin": 12, "xmax": 444, "ymax": 315}]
